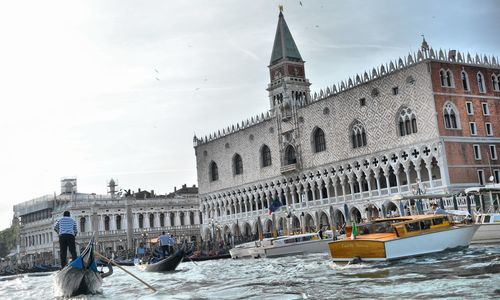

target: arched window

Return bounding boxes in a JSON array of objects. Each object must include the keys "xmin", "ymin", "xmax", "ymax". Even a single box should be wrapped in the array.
[
  {"xmin": 80, "ymin": 217, "xmax": 86, "ymax": 233},
  {"xmin": 160, "ymin": 213, "xmax": 165, "ymax": 227},
  {"xmin": 477, "ymin": 72, "xmax": 486, "ymax": 93},
  {"xmin": 104, "ymin": 215, "xmax": 110, "ymax": 231},
  {"xmin": 446, "ymin": 70, "xmax": 453, "ymax": 87},
  {"xmin": 313, "ymin": 127, "xmax": 326, "ymax": 153},
  {"xmin": 444, "ymin": 102, "xmax": 459, "ymax": 129},
  {"xmin": 138, "ymin": 214, "xmax": 144, "ymax": 228},
  {"xmin": 461, "ymin": 71, "xmax": 469, "ymax": 91},
  {"xmin": 398, "ymin": 107, "xmax": 418, "ymax": 136},
  {"xmin": 179, "ymin": 212, "xmax": 185, "ymax": 226},
  {"xmin": 261, "ymin": 145, "xmax": 272, "ymax": 167},
  {"xmin": 492, "ymin": 74, "xmax": 500, "ymax": 91},
  {"xmin": 209, "ymin": 161, "xmax": 218, "ymax": 181},
  {"xmin": 170, "ymin": 213, "xmax": 175, "ymax": 226},
  {"xmin": 285, "ymin": 145, "xmax": 297, "ymax": 165},
  {"xmin": 189, "ymin": 212, "xmax": 195, "ymax": 225},
  {"xmin": 351, "ymin": 121, "xmax": 367, "ymax": 148},
  {"xmin": 149, "ymin": 213, "xmax": 154, "ymax": 228},
  {"xmin": 116, "ymin": 215, "xmax": 122, "ymax": 230},
  {"xmin": 439, "ymin": 69, "xmax": 446, "ymax": 86},
  {"xmin": 233, "ymin": 154, "xmax": 243, "ymax": 175}
]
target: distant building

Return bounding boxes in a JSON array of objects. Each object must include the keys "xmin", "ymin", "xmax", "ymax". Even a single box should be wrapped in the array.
[
  {"xmin": 194, "ymin": 11, "xmax": 500, "ymax": 242},
  {"xmin": 13, "ymin": 179, "xmax": 200, "ymax": 266}
]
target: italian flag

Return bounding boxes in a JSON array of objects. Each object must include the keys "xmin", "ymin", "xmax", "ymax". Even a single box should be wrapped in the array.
[{"xmin": 351, "ymin": 222, "xmax": 358, "ymax": 240}]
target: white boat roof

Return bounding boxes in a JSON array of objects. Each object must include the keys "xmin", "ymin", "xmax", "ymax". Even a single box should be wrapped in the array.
[{"xmin": 465, "ymin": 183, "xmax": 500, "ymax": 194}]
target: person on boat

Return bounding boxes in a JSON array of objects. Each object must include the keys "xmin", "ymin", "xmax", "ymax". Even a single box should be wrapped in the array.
[
  {"xmin": 318, "ymin": 224, "xmax": 324, "ymax": 239},
  {"xmin": 53, "ymin": 210, "xmax": 78, "ymax": 269},
  {"xmin": 158, "ymin": 231, "xmax": 170, "ymax": 258},
  {"xmin": 431, "ymin": 203, "xmax": 447, "ymax": 215},
  {"xmin": 136, "ymin": 243, "xmax": 145, "ymax": 262}
]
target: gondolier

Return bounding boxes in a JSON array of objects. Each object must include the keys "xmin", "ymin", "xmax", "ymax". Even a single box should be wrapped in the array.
[{"xmin": 54, "ymin": 211, "xmax": 78, "ymax": 268}]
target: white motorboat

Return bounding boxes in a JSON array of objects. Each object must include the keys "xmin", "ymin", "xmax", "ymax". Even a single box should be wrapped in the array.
[
  {"xmin": 229, "ymin": 238, "xmax": 282, "ymax": 259},
  {"xmin": 471, "ymin": 213, "xmax": 500, "ymax": 243},
  {"xmin": 251, "ymin": 231, "xmax": 335, "ymax": 258}
]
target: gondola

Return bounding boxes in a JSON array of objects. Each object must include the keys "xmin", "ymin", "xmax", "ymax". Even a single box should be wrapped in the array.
[
  {"xmin": 137, "ymin": 249, "xmax": 184, "ymax": 272},
  {"xmin": 53, "ymin": 239, "xmax": 102, "ymax": 297}
]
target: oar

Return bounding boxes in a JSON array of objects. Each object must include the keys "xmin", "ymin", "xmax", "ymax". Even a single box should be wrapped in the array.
[{"xmin": 76, "ymin": 241, "xmax": 157, "ymax": 292}]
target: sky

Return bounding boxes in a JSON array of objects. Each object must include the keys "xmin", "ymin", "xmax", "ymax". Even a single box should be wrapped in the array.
[{"xmin": 0, "ymin": 0, "xmax": 499, "ymax": 230}]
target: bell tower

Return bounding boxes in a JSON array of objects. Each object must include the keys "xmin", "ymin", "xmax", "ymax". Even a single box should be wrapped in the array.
[{"xmin": 267, "ymin": 6, "xmax": 311, "ymax": 112}]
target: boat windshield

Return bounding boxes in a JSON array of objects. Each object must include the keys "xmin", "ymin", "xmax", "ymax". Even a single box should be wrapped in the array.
[{"xmin": 358, "ymin": 220, "xmax": 398, "ymax": 235}]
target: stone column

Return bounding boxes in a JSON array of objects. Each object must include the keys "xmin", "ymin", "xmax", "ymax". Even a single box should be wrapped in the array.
[{"xmin": 425, "ymin": 159, "xmax": 434, "ymax": 188}]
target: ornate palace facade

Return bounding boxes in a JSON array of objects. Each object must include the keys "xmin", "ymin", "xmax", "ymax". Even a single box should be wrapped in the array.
[
  {"xmin": 194, "ymin": 11, "xmax": 500, "ymax": 242},
  {"xmin": 13, "ymin": 179, "xmax": 200, "ymax": 266}
]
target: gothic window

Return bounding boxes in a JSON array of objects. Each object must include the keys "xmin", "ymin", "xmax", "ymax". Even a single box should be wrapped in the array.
[
  {"xmin": 398, "ymin": 107, "xmax": 418, "ymax": 136},
  {"xmin": 80, "ymin": 217, "xmax": 86, "ymax": 233},
  {"xmin": 116, "ymin": 215, "xmax": 122, "ymax": 230},
  {"xmin": 351, "ymin": 121, "xmax": 367, "ymax": 148},
  {"xmin": 138, "ymin": 214, "xmax": 144, "ymax": 228},
  {"xmin": 443, "ymin": 102, "xmax": 459, "ymax": 129},
  {"xmin": 261, "ymin": 144, "xmax": 272, "ymax": 167},
  {"xmin": 233, "ymin": 153, "xmax": 243, "ymax": 175},
  {"xmin": 104, "ymin": 215, "xmax": 110, "ymax": 231},
  {"xmin": 446, "ymin": 70, "xmax": 453, "ymax": 87},
  {"xmin": 285, "ymin": 145, "xmax": 297, "ymax": 165},
  {"xmin": 440, "ymin": 69, "xmax": 453, "ymax": 87},
  {"xmin": 461, "ymin": 71, "xmax": 470, "ymax": 91},
  {"xmin": 439, "ymin": 70, "xmax": 446, "ymax": 86},
  {"xmin": 209, "ymin": 161, "xmax": 219, "ymax": 181},
  {"xmin": 477, "ymin": 72, "xmax": 486, "ymax": 93},
  {"xmin": 313, "ymin": 127, "xmax": 326, "ymax": 153},
  {"xmin": 492, "ymin": 74, "xmax": 500, "ymax": 91}
]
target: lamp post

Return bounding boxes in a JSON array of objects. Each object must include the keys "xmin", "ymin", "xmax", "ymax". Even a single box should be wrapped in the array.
[{"xmin": 412, "ymin": 178, "xmax": 426, "ymax": 214}]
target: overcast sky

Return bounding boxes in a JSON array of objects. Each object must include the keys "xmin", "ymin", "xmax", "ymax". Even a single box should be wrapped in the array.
[{"xmin": 0, "ymin": 0, "xmax": 499, "ymax": 230}]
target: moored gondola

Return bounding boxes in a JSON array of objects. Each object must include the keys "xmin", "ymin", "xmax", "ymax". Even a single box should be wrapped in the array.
[
  {"xmin": 137, "ymin": 249, "xmax": 184, "ymax": 272},
  {"xmin": 53, "ymin": 239, "xmax": 103, "ymax": 297}
]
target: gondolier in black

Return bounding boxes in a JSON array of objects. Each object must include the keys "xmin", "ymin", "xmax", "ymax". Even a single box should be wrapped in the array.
[{"xmin": 54, "ymin": 211, "xmax": 78, "ymax": 268}]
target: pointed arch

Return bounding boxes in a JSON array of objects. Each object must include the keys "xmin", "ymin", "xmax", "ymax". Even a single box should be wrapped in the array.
[
  {"xmin": 285, "ymin": 145, "xmax": 297, "ymax": 165},
  {"xmin": 492, "ymin": 74, "xmax": 500, "ymax": 91},
  {"xmin": 461, "ymin": 70, "xmax": 470, "ymax": 91},
  {"xmin": 209, "ymin": 161, "xmax": 219, "ymax": 181},
  {"xmin": 260, "ymin": 144, "xmax": 272, "ymax": 167},
  {"xmin": 233, "ymin": 153, "xmax": 243, "ymax": 175},
  {"xmin": 443, "ymin": 102, "xmax": 460, "ymax": 129},
  {"xmin": 397, "ymin": 107, "xmax": 418, "ymax": 136},
  {"xmin": 350, "ymin": 120, "xmax": 367, "ymax": 149},
  {"xmin": 312, "ymin": 127, "xmax": 326, "ymax": 153},
  {"xmin": 477, "ymin": 71, "xmax": 486, "ymax": 93}
]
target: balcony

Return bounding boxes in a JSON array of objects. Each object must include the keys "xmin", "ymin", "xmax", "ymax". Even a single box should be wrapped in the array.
[{"xmin": 280, "ymin": 163, "xmax": 297, "ymax": 174}]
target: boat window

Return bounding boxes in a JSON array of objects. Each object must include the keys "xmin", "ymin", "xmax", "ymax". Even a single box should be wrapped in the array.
[
  {"xmin": 432, "ymin": 218, "xmax": 445, "ymax": 225},
  {"xmin": 492, "ymin": 215, "xmax": 500, "ymax": 222},
  {"xmin": 405, "ymin": 222, "xmax": 421, "ymax": 232},
  {"xmin": 483, "ymin": 215, "xmax": 491, "ymax": 223},
  {"xmin": 420, "ymin": 220, "xmax": 432, "ymax": 230}
]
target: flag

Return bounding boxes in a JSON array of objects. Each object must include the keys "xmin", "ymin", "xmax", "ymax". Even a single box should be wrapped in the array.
[
  {"xmin": 268, "ymin": 197, "xmax": 282, "ymax": 215},
  {"xmin": 351, "ymin": 222, "xmax": 358, "ymax": 240}
]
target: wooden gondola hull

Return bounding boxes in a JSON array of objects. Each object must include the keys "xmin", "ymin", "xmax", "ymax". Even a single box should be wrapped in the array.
[{"xmin": 140, "ymin": 250, "xmax": 184, "ymax": 272}]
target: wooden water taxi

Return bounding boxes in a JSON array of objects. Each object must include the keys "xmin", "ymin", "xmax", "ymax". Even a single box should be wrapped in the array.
[{"xmin": 328, "ymin": 215, "xmax": 478, "ymax": 262}]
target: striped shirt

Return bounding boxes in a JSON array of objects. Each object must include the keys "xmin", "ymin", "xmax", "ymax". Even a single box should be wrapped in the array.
[{"xmin": 54, "ymin": 216, "xmax": 78, "ymax": 236}]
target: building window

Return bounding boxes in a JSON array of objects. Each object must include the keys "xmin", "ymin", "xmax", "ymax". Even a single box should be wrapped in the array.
[
  {"xmin": 209, "ymin": 161, "xmax": 219, "ymax": 181},
  {"xmin": 261, "ymin": 145, "xmax": 272, "ymax": 167},
  {"xmin": 461, "ymin": 71, "xmax": 470, "ymax": 91},
  {"xmin": 477, "ymin": 72, "xmax": 486, "ymax": 93},
  {"xmin": 478, "ymin": 170, "xmax": 485, "ymax": 185},
  {"xmin": 359, "ymin": 98, "xmax": 366, "ymax": 107},
  {"xmin": 392, "ymin": 87, "xmax": 399, "ymax": 95},
  {"xmin": 492, "ymin": 74, "xmax": 500, "ymax": 91},
  {"xmin": 351, "ymin": 121, "xmax": 367, "ymax": 148},
  {"xmin": 116, "ymin": 215, "xmax": 122, "ymax": 230},
  {"xmin": 481, "ymin": 102, "xmax": 490, "ymax": 116},
  {"xmin": 285, "ymin": 145, "xmax": 297, "ymax": 165},
  {"xmin": 465, "ymin": 102, "xmax": 473, "ymax": 115},
  {"xmin": 440, "ymin": 69, "xmax": 454, "ymax": 87},
  {"xmin": 494, "ymin": 169, "xmax": 500, "ymax": 184},
  {"xmin": 80, "ymin": 218, "xmax": 86, "ymax": 233},
  {"xmin": 439, "ymin": 70, "xmax": 445, "ymax": 86},
  {"xmin": 443, "ymin": 103, "xmax": 459, "ymax": 129},
  {"xmin": 469, "ymin": 122, "xmax": 477, "ymax": 135},
  {"xmin": 313, "ymin": 127, "xmax": 326, "ymax": 153},
  {"xmin": 398, "ymin": 107, "xmax": 418, "ymax": 136},
  {"xmin": 490, "ymin": 145, "xmax": 498, "ymax": 160},
  {"xmin": 473, "ymin": 144, "xmax": 481, "ymax": 160},
  {"xmin": 233, "ymin": 153, "xmax": 243, "ymax": 175},
  {"xmin": 486, "ymin": 123, "xmax": 493, "ymax": 136}
]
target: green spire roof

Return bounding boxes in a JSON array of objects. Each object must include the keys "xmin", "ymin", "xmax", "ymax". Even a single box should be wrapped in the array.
[{"xmin": 270, "ymin": 11, "xmax": 302, "ymax": 64}]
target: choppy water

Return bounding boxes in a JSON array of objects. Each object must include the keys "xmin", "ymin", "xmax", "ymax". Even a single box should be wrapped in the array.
[{"xmin": 1, "ymin": 244, "xmax": 499, "ymax": 299}]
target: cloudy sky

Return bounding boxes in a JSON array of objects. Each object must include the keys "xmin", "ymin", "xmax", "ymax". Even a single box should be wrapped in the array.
[{"xmin": 0, "ymin": 0, "xmax": 499, "ymax": 230}]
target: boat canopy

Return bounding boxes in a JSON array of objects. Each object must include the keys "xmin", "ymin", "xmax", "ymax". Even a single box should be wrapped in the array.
[{"xmin": 465, "ymin": 184, "xmax": 500, "ymax": 194}]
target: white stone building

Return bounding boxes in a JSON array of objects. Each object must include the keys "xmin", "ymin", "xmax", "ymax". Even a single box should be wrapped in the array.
[{"xmin": 194, "ymin": 11, "xmax": 500, "ymax": 242}]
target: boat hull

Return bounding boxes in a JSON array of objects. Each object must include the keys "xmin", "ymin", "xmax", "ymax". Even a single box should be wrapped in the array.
[
  {"xmin": 253, "ymin": 239, "xmax": 331, "ymax": 258},
  {"xmin": 139, "ymin": 250, "xmax": 184, "ymax": 272},
  {"xmin": 329, "ymin": 225, "xmax": 479, "ymax": 262},
  {"xmin": 471, "ymin": 223, "xmax": 500, "ymax": 243}
]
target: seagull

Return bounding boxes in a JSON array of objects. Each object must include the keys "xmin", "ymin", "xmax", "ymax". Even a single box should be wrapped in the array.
[
  {"xmin": 154, "ymin": 68, "xmax": 159, "ymax": 73},
  {"xmin": 156, "ymin": 77, "xmax": 160, "ymax": 81}
]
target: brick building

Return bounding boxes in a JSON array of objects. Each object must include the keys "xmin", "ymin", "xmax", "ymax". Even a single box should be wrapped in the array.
[{"xmin": 193, "ymin": 11, "xmax": 500, "ymax": 242}]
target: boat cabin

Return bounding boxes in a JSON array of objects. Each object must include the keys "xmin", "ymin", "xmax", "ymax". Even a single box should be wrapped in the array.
[{"xmin": 475, "ymin": 213, "xmax": 500, "ymax": 224}]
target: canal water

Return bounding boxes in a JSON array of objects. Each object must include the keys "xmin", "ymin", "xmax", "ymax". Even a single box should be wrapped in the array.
[{"xmin": 1, "ymin": 244, "xmax": 499, "ymax": 299}]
